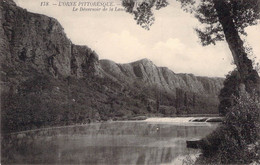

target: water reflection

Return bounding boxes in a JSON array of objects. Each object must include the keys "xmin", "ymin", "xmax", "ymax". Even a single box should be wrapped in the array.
[{"xmin": 2, "ymin": 120, "xmax": 218, "ymax": 164}]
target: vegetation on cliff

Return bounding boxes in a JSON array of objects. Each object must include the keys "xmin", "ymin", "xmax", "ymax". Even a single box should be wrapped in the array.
[{"xmin": 1, "ymin": 70, "xmax": 221, "ymax": 133}]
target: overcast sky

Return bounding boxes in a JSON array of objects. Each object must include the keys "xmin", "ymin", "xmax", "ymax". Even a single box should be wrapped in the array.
[{"xmin": 14, "ymin": 0, "xmax": 260, "ymax": 77}]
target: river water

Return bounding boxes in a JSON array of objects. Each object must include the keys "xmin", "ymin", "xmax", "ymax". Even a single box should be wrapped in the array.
[{"xmin": 2, "ymin": 117, "xmax": 219, "ymax": 165}]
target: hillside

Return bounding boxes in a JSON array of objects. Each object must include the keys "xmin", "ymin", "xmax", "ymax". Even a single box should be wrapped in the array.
[
  {"xmin": 100, "ymin": 59, "xmax": 223, "ymax": 95},
  {"xmin": 0, "ymin": 0, "xmax": 224, "ymax": 133}
]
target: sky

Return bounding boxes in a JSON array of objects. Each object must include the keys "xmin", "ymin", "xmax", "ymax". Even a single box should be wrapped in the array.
[{"xmin": 14, "ymin": 0, "xmax": 260, "ymax": 77}]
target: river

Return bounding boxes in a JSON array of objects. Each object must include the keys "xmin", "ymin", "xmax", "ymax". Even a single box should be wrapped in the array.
[{"xmin": 2, "ymin": 117, "xmax": 219, "ymax": 165}]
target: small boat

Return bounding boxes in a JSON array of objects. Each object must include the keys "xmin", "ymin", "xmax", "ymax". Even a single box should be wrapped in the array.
[{"xmin": 186, "ymin": 138, "xmax": 201, "ymax": 149}]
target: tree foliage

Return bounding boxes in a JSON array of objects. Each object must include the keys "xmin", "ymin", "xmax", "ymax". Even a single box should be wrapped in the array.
[
  {"xmin": 122, "ymin": 0, "xmax": 168, "ymax": 30},
  {"xmin": 192, "ymin": 0, "xmax": 260, "ymax": 45}
]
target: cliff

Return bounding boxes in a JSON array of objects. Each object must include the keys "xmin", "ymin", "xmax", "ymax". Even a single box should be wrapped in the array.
[
  {"xmin": 100, "ymin": 59, "xmax": 223, "ymax": 95},
  {"xmin": 0, "ymin": 0, "xmax": 224, "ymax": 133}
]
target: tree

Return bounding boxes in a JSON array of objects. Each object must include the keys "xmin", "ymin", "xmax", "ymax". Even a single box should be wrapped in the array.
[
  {"xmin": 184, "ymin": 92, "xmax": 188, "ymax": 107},
  {"xmin": 192, "ymin": 93, "xmax": 196, "ymax": 107},
  {"xmin": 122, "ymin": 0, "xmax": 260, "ymax": 95}
]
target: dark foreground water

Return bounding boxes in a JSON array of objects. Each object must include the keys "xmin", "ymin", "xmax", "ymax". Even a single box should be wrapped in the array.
[{"xmin": 2, "ymin": 117, "xmax": 219, "ymax": 165}]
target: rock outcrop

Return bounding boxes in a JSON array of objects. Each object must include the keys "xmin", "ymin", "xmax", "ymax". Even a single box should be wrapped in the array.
[
  {"xmin": 0, "ymin": 0, "xmax": 101, "ymax": 79},
  {"xmin": 100, "ymin": 59, "xmax": 223, "ymax": 96}
]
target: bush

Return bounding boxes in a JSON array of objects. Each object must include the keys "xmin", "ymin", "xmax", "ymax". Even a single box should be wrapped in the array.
[
  {"xmin": 224, "ymin": 91, "xmax": 259, "ymax": 144},
  {"xmin": 197, "ymin": 91, "xmax": 260, "ymax": 164},
  {"xmin": 218, "ymin": 70, "xmax": 240, "ymax": 116}
]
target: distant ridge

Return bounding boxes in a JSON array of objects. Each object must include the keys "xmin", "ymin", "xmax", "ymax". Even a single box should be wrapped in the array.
[{"xmin": 100, "ymin": 59, "xmax": 223, "ymax": 95}]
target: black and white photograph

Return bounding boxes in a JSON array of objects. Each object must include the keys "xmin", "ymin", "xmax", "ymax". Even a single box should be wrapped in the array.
[{"xmin": 1, "ymin": 0, "xmax": 260, "ymax": 164}]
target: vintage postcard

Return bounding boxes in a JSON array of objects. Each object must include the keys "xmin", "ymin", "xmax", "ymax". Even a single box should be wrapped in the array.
[{"xmin": 1, "ymin": 0, "xmax": 260, "ymax": 164}]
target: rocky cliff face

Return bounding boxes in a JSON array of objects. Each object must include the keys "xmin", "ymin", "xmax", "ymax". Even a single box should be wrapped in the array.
[
  {"xmin": 0, "ymin": 0, "xmax": 101, "ymax": 79},
  {"xmin": 1, "ymin": 0, "xmax": 224, "ymax": 133},
  {"xmin": 100, "ymin": 59, "xmax": 223, "ymax": 96}
]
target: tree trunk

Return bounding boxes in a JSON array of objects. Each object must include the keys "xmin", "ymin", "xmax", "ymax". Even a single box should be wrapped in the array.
[{"xmin": 213, "ymin": 0, "xmax": 260, "ymax": 94}]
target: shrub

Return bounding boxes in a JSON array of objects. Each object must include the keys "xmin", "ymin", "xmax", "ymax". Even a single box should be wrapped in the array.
[
  {"xmin": 224, "ymin": 91, "xmax": 259, "ymax": 144},
  {"xmin": 218, "ymin": 70, "xmax": 240, "ymax": 116},
  {"xmin": 197, "ymin": 91, "xmax": 260, "ymax": 164}
]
